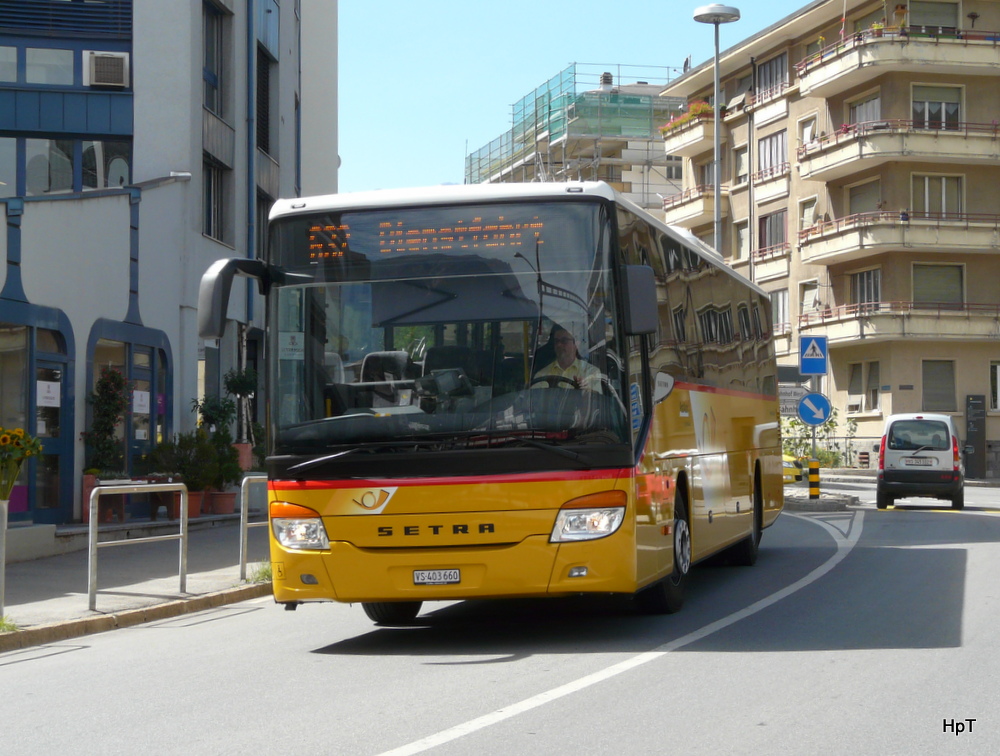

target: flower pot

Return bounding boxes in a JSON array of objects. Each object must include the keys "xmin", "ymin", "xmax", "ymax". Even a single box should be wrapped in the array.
[
  {"xmin": 210, "ymin": 490, "xmax": 238, "ymax": 515},
  {"xmin": 81, "ymin": 474, "xmax": 127, "ymax": 524},
  {"xmin": 233, "ymin": 442, "xmax": 253, "ymax": 471},
  {"xmin": 161, "ymin": 491, "xmax": 202, "ymax": 520}
]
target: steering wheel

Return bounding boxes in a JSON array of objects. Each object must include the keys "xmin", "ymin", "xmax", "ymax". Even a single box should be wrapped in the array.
[{"xmin": 529, "ymin": 375, "xmax": 579, "ymax": 389}]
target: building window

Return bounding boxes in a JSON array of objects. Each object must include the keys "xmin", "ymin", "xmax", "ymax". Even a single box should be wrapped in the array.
[
  {"xmin": 204, "ymin": 3, "xmax": 224, "ymax": 114},
  {"xmin": 256, "ymin": 46, "xmax": 274, "ymax": 155},
  {"xmin": 912, "ymin": 174, "xmax": 962, "ymax": 217},
  {"xmin": 849, "ymin": 93, "xmax": 881, "ymax": 125},
  {"xmin": 757, "ymin": 130, "xmax": 787, "ymax": 175},
  {"xmin": 26, "ymin": 48, "xmax": 73, "ymax": 86},
  {"xmin": 770, "ymin": 289, "xmax": 789, "ymax": 333},
  {"xmin": 910, "ymin": 1, "xmax": 959, "ymax": 29},
  {"xmin": 758, "ymin": 209, "xmax": 787, "ymax": 251},
  {"xmin": 672, "ymin": 306, "xmax": 687, "ymax": 343},
  {"xmin": 913, "ymin": 264, "xmax": 962, "ymax": 308},
  {"xmin": 848, "ymin": 361, "xmax": 880, "ymax": 413},
  {"xmin": 854, "ymin": 7, "xmax": 885, "ymax": 31},
  {"xmin": 922, "ymin": 360, "xmax": 956, "ymax": 412},
  {"xmin": 734, "ymin": 220, "xmax": 749, "ymax": 260},
  {"xmin": 912, "ymin": 85, "xmax": 960, "ymax": 130},
  {"xmin": 851, "ymin": 268, "xmax": 881, "ymax": 313},
  {"xmin": 733, "ymin": 146, "xmax": 748, "ymax": 185},
  {"xmin": 737, "ymin": 304, "xmax": 752, "ymax": 340},
  {"xmin": 0, "ymin": 46, "xmax": 15, "ymax": 82},
  {"xmin": 697, "ymin": 160, "xmax": 713, "ymax": 188},
  {"xmin": 799, "ymin": 117, "xmax": 817, "ymax": 146},
  {"xmin": 799, "ymin": 197, "xmax": 817, "ymax": 232},
  {"xmin": 0, "ymin": 137, "xmax": 14, "ymax": 198},
  {"xmin": 203, "ymin": 158, "xmax": 226, "ymax": 241},
  {"xmin": 848, "ymin": 179, "xmax": 881, "ymax": 215},
  {"xmin": 800, "ymin": 281, "xmax": 821, "ymax": 314},
  {"xmin": 82, "ymin": 140, "xmax": 131, "ymax": 190},
  {"xmin": 756, "ymin": 52, "xmax": 788, "ymax": 96},
  {"xmin": 25, "ymin": 139, "xmax": 73, "ymax": 196},
  {"xmin": 991, "ymin": 362, "xmax": 1000, "ymax": 411}
]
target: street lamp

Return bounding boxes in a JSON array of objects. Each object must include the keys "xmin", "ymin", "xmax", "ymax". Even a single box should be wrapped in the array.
[{"xmin": 693, "ymin": 4, "xmax": 740, "ymax": 256}]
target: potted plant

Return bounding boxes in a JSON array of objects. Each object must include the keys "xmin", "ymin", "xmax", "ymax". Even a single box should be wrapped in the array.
[
  {"xmin": 144, "ymin": 430, "xmax": 217, "ymax": 519},
  {"xmin": 192, "ymin": 393, "xmax": 243, "ymax": 514},
  {"xmin": 224, "ymin": 367, "xmax": 258, "ymax": 470},
  {"xmin": 80, "ymin": 368, "xmax": 130, "ymax": 523}
]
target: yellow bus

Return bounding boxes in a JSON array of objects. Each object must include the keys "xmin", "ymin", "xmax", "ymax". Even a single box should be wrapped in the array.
[{"xmin": 199, "ymin": 182, "xmax": 783, "ymax": 623}]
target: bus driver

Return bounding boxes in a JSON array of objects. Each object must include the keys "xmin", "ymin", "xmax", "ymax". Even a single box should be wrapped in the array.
[{"xmin": 532, "ymin": 325, "xmax": 602, "ymax": 391}]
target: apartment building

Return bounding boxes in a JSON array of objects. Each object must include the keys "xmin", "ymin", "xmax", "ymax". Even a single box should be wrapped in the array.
[
  {"xmin": 0, "ymin": 0, "xmax": 337, "ymax": 523},
  {"xmin": 467, "ymin": 64, "xmax": 686, "ymax": 211},
  {"xmin": 660, "ymin": 0, "xmax": 1000, "ymax": 476}
]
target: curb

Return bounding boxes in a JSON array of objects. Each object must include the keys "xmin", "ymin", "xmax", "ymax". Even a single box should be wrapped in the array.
[
  {"xmin": 0, "ymin": 581, "xmax": 272, "ymax": 653},
  {"xmin": 784, "ymin": 494, "xmax": 857, "ymax": 512}
]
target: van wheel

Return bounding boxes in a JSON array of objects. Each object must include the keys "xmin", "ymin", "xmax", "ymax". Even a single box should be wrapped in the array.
[
  {"xmin": 876, "ymin": 490, "xmax": 891, "ymax": 510},
  {"xmin": 636, "ymin": 489, "xmax": 690, "ymax": 614},
  {"xmin": 952, "ymin": 489, "xmax": 965, "ymax": 510},
  {"xmin": 361, "ymin": 601, "xmax": 422, "ymax": 625}
]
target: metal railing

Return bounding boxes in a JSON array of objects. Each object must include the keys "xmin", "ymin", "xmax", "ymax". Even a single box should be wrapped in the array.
[
  {"xmin": 239, "ymin": 474, "xmax": 268, "ymax": 581},
  {"xmin": 88, "ymin": 482, "xmax": 188, "ymax": 611}
]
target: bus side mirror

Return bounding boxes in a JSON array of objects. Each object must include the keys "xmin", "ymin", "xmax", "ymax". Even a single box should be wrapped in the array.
[
  {"xmin": 622, "ymin": 265, "xmax": 657, "ymax": 335},
  {"xmin": 198, "ymin": 258, "xmax": 270, "ymax": 339}
]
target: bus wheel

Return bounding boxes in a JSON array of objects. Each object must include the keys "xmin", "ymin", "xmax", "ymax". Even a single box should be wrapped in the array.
[
  {"xmin": 728, "ymin": 475, "xmax": 762, "ymax": 567},
  {"xmin": 636, "ymin": 490, "xmax": 690, "ymax": 614},
  {"xmin": 361, "ymin": 601, "xmax": 423, "ymax": 625}
]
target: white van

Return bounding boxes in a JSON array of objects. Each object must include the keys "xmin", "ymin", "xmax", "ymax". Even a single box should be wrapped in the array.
[{"xmin": 876, "ymin": 413, "xmax": 964, "ymax": 510}]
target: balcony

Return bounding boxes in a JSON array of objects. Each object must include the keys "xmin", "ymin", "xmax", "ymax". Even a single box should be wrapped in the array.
[
  {"xmin": 752, "ymin": 242, "xmax": 790, "ymax": 281},
  {"xmin": 799, "ymin": 210, "xmax": 1000, "ymax": 265},
  {"xmin": 662, "ymin": 184, "xmax": 729, "ymax": 227},
  {"xmin": 795, "ymin": 26, "xmax": 1000, "ymax": 99},
  {"xmin": 661, "ymin": 113, "xmax": 719, "ymax": 158},
  {"xmin": 797, "ymin": 300, "xmax": 1000, "ymax": 344},
  {"xmin": 751, "ymin": 162, "xmax": 790, "ymax": 203},
  {"xmin": 796, "ymin": 119, "xmax": 1000, "ymax": 181}
]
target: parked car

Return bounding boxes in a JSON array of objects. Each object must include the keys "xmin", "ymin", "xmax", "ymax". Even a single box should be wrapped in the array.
[
  {"xmin": 783, "ymin": 454, "xmax": 804, "ymax": 483},
  {"xmin": 876, "ymin": 413, "xmax": 964, "ymax": 510}
]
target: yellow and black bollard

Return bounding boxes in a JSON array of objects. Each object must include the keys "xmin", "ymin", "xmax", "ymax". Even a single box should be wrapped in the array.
[{"xmin": 808, "ymin": 458, "xmax": 820, "ymax": 500}]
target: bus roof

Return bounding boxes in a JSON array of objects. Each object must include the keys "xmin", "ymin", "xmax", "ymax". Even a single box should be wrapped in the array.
[{"xmin": 268, "ymin": 181, "xmax": 618, "ymax": 220}]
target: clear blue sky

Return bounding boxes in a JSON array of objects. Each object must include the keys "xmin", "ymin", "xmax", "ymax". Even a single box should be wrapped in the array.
[{"xmin": 337, "ymin": 0, "xmax": 808, "ymax": 193}]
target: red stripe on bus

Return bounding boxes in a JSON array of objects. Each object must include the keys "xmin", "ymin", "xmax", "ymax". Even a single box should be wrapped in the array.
[
  {"xmin": 270, "ymin": 468, "xmax": 630, "ymax": 490},
  {"xmin": 673, "ymin": 380, "xmax": 776, "ymax": 401}
]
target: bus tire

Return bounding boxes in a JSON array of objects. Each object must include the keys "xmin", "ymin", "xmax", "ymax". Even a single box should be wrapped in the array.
[
  {"xmin": 636, "ymin": 489, "xmax": 690, "ymax": 614},
  {"xmin": 729, "ymin": 472, "xmax": 762, "ymax": 567},
  {"xmin": 361, "ymin": 601, "xmax": 423, "ymax": 625}
]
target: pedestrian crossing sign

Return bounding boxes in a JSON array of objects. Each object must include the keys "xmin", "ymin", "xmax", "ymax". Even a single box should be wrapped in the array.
[{"xmin": 799, "ymin": 336, "xmax": 828, "ymax": 375}]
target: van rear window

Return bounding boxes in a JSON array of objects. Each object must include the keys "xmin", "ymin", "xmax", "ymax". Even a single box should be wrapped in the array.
[{"xmin": 888, "ymin": 420, "xmax": 950, "ymax": 451}]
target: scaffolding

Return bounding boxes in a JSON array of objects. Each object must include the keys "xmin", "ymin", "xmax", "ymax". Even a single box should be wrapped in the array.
[{"xmin": 465, "ymin": 63, "xmax": 686, "ymax": 209}]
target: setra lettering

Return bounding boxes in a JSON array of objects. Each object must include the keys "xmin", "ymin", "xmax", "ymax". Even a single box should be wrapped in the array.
[{"xmin": 375, "ymin": 523, "xmax": 496, "ymax": 537}]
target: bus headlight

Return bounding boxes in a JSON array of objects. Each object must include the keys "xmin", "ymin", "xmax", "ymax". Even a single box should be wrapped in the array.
[
  {"xmin": 270, "ymin": 502, "xmax": 330, "ymax": 550},
  {"xmin": 550, "ymin": 491, "xmax": 627, "ymax": 542}
]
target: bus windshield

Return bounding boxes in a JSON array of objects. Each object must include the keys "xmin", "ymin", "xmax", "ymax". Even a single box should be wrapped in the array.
[{"xmin": 267, "ymin": 199, "xmax": 629, "ymax": 456}]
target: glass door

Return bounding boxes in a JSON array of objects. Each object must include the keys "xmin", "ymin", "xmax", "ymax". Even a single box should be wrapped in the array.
[{"xmin": 33, "ymin": 361, "xmax": 71, "ymax": 524}]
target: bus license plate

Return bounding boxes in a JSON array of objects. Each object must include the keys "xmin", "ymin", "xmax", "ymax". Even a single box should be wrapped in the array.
[
  {"xmin": 904, "ymin": 457, "xmax": 933, "ymax": 466},
  {"xmin": 413, "ymin": 569, "xmax": 460, "ymax": 585}
]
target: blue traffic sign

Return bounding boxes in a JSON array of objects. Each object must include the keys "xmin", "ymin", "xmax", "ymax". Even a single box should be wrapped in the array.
[
  {"xmin": 797, "ymin": 392, "xmax": 832, "ymax": 426},
  {"xmin": 799, "ymin": 336, "xmax": 828, "ymax": 375}
]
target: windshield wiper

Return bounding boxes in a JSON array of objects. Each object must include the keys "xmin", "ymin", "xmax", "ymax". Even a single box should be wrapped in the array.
[{"xmin": 287, "ymin": 448, "xmax": 360, "ymax": 473}]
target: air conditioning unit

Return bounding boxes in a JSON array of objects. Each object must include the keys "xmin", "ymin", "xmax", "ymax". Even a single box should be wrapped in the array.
[{"xmin": 87, "ymin": 52, "xmax": 129, "ymax": 87}]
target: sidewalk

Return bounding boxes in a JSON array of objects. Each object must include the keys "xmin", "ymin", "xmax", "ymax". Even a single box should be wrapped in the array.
[{"xmin": 1, "ymin": 516, "xmax": 272, "ymax": 653}]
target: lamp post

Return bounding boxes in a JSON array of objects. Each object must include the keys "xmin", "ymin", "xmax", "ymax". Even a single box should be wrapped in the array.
[{"xmin": 694, "ymin": 4, "xmax": 740, "ymax": 256}]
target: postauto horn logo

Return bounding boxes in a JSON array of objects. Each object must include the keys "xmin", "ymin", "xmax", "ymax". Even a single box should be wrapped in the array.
[{"xmin": 352, "ymin": 488, "xmax": 397, "ymax": 514}]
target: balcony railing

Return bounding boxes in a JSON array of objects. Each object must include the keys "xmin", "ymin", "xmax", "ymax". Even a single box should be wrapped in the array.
[
  {"xmin": 797, "ymin": 119, "xmax": 1000, "ymax": 161},
  {"xmin": 750, "ymin": 162, "xmax": 790, "ymax": 185},
  {"xmin": 795, "ymin": 25, "xmax": 1000, "ymax": 76},
  {"xmin": 662, "ymin": 184, "xmax": 720, "ymax": 209},
  {"xmin": 798, "ymin": 300, "xmax": 1000, "ymax": 328},
  {"xmin": 800, "ymin": 209, "xmax": 1000, "ymax": 240}
]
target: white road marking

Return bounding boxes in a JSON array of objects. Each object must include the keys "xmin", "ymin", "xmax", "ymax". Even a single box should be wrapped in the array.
[{"xmin": 378, "ymin": 511, "xmax": 865, "ymax": 756}]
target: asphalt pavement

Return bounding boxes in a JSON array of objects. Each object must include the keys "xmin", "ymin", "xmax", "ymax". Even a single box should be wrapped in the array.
[
  {"xmin": 1, "ymin": 466, "xmax": 994, "ymax": 653},
  {"xmin": 0, "ymin": 515, "xmax": 272, "ymax": 653}
]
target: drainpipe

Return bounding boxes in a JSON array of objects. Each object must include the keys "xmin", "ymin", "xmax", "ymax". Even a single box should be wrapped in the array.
[{"xmin": 246, "ymin": 0, "xmax": 256, "ymax": 326}]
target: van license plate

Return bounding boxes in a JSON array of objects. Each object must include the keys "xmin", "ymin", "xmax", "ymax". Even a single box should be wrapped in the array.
[
  {"xmin": 904, "ymin": 457, "xmax": 933, "ymax": 466},
  {"xmin": 413, "ymin": 569, "xmax": 460, "ymax": 585}
]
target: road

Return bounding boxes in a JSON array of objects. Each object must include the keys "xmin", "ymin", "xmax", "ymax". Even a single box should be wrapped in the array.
[{"xmin": 3, "ymin": 486, "xmax": 1000, "ymax": 755}]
